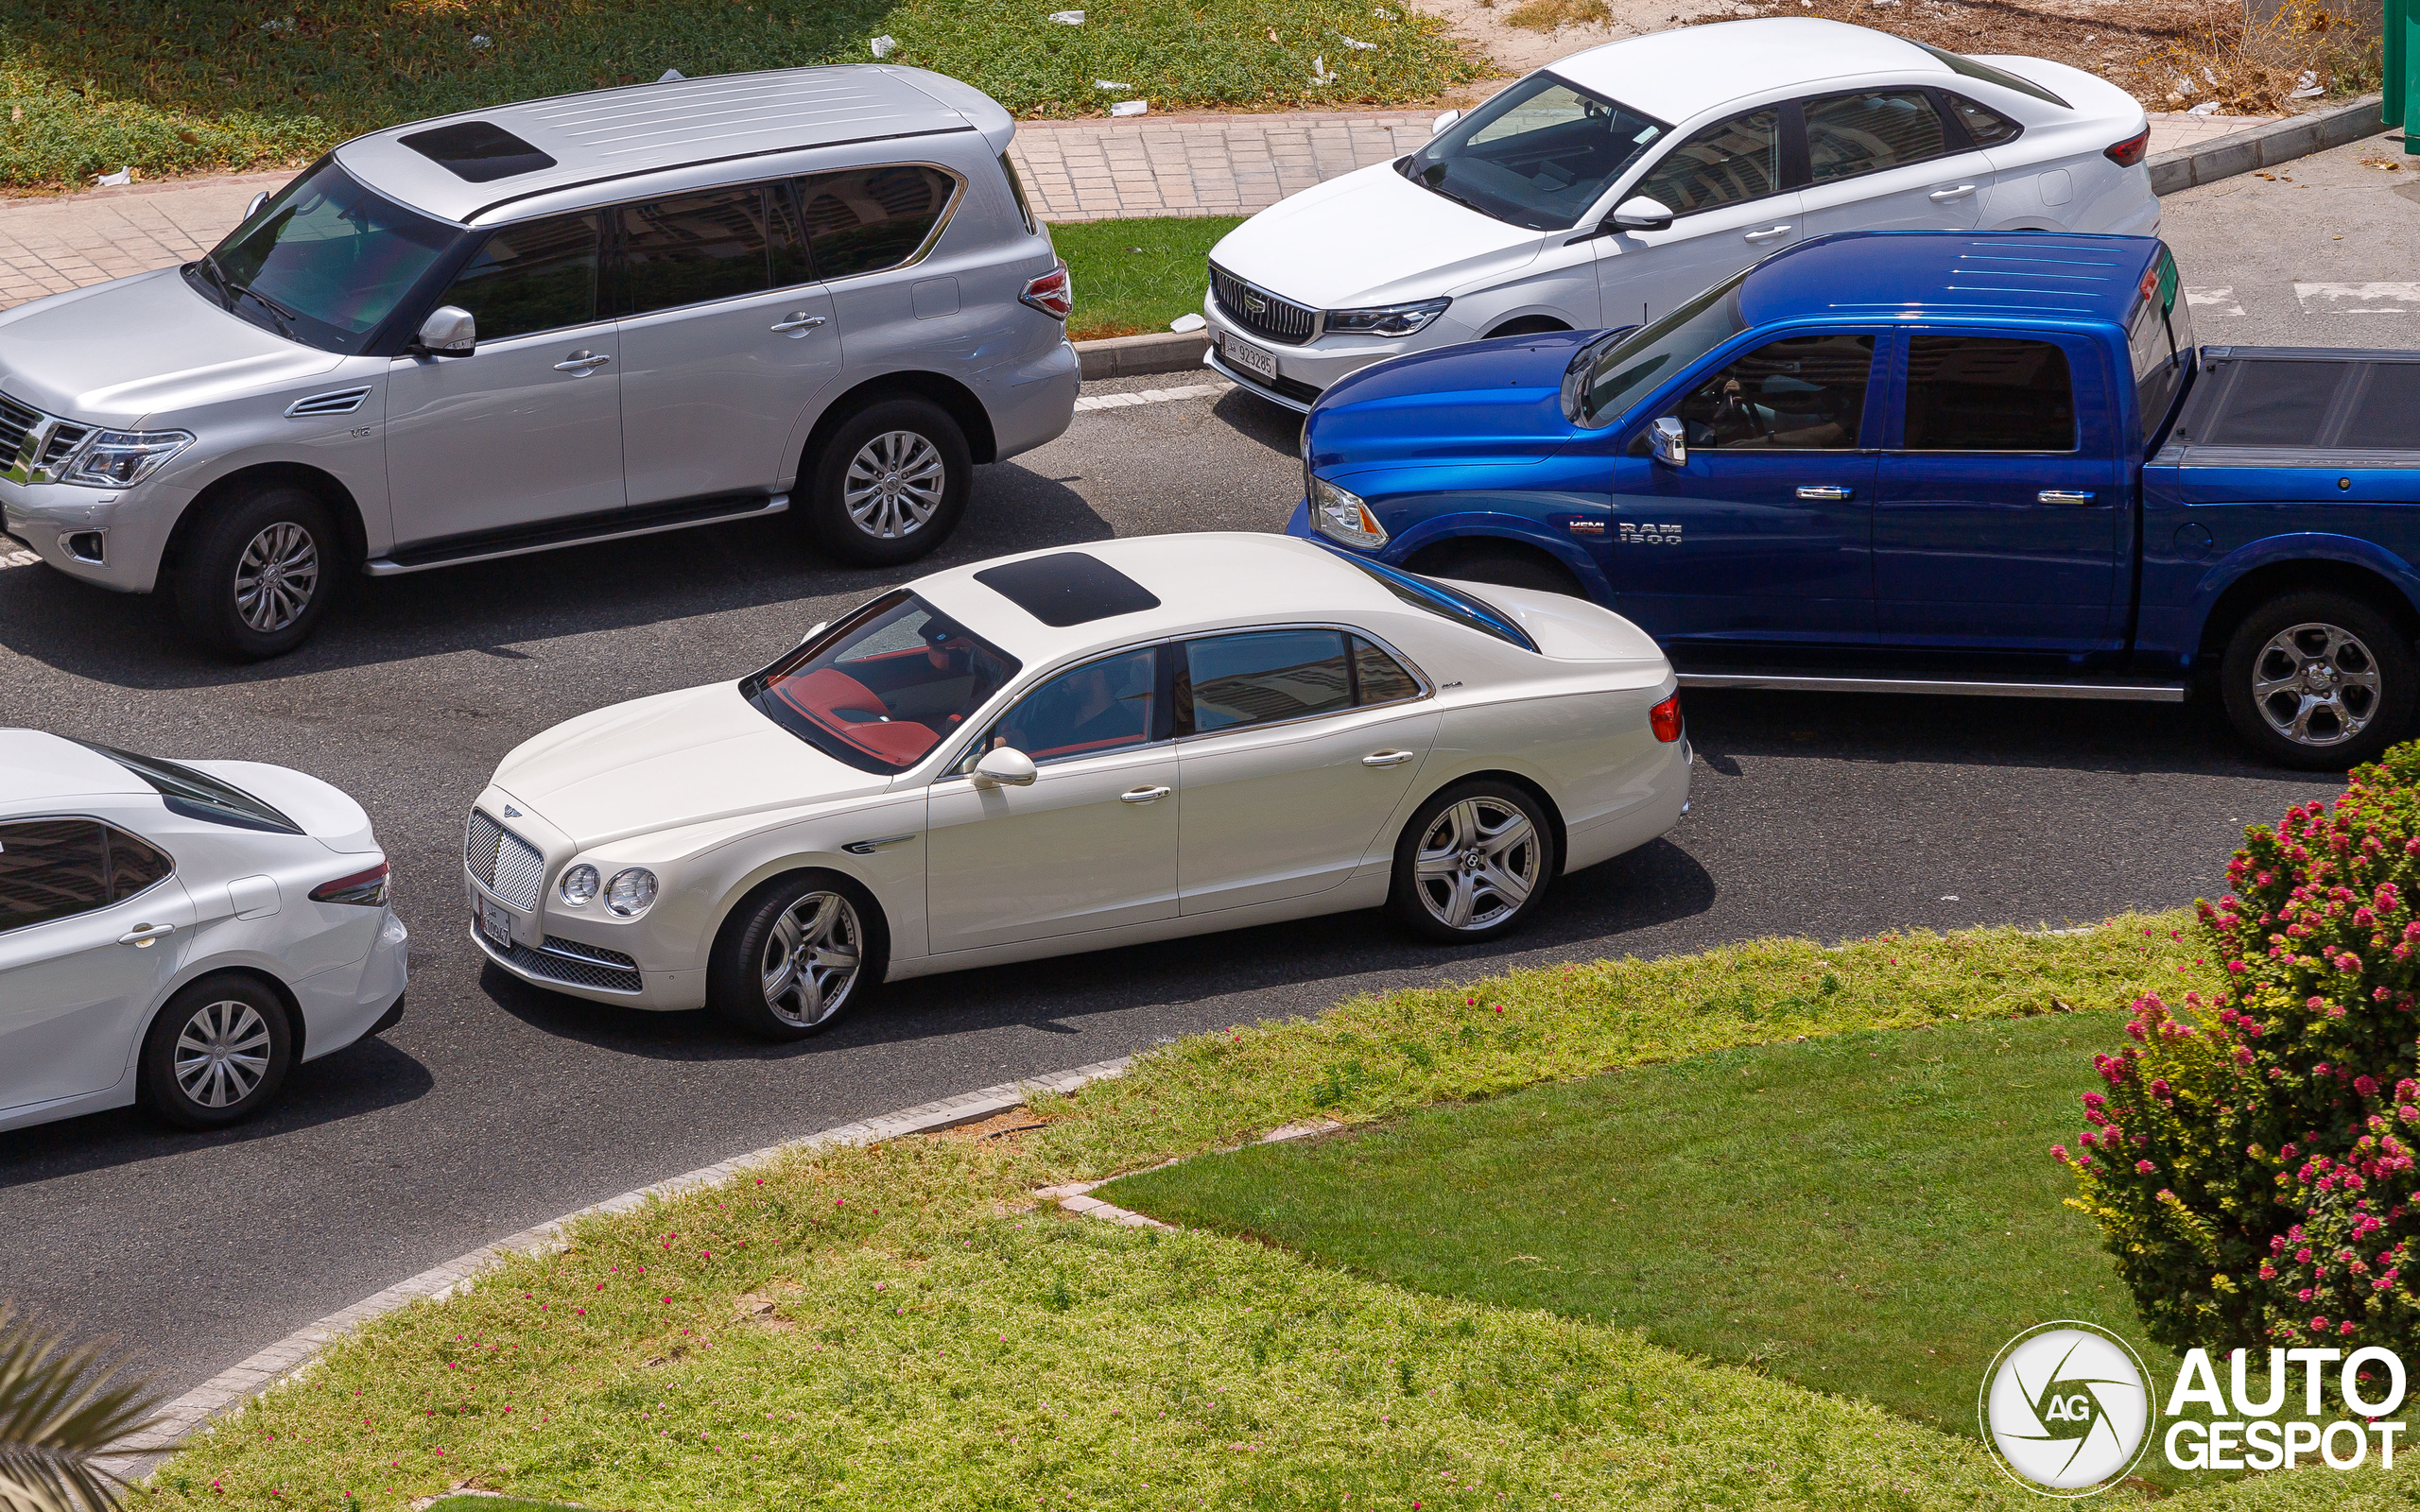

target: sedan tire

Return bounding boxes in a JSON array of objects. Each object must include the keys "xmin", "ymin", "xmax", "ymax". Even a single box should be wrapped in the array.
[
  {"xmin": 2220, "ymin": 591, "xmax": 2416, "ymax": 770},
  {"xmin": 802, "ymin": 398, "xmax": 971, "ymax": 567},
  {"xmin": 709, "ymin": 870, "xmax": 890, "ymax": 1040},
  {"xmin": 1388, "ymin": 779, "xmax": 1558, "ymax": 943},
  {"xmin": 174, "ymin": 485, "xmax": 338, "ymax": 660},
  {"xmin": 139, "ymin": 972, "xmax": 295, "ymax": 1130}
]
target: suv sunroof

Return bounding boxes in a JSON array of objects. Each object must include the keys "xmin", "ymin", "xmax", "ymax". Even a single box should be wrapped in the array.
[
  {"xmin": 974, "ymin": 553, "xmax": 1162, "ymax": 627},
  {"xmin": 397, "ymin": 121, "xmax": 557, "ymax": 183}
]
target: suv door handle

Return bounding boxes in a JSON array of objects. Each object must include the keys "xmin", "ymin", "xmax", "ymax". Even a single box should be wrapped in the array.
[
  {"xmin": 769, "ymin": 313, "xmax": 827, "ymax": 334},
  {"xmin": 1361, "ymin": 749, "xmax": 1417, "ymax": 767},
  {"xmin": 1119, "ymin": 785, "xmax": 1171, "ymax": 804},
  {"xmin": 119, "ymin": 922, "xmax": 175, "ymax": 948},
  {"xmin": 553, "ymin": 350, "xmax": 611, "ymax": 373},
  {"xmin": 1927, "ymin": 184, "xmax": 1979, "ymax": 202},
  {"xmin": 2038, "ymin": 490, "xmax": 2097, "ymax": 505},
  {"xmin": 1742, "ymin": 224, "xmax": 1793, "ymax": 243},
  {"xmin": 1795, "ymin": 485, "xmax": 1854, "ymax": 501}
]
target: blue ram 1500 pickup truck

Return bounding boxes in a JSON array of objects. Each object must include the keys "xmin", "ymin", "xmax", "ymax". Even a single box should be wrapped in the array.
[{"xmin": 1286, "ymin": 231, "xmax": 2420, "ymax": 768}]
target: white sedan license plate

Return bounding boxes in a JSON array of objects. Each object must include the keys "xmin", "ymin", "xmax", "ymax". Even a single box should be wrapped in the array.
[
  {"xmin": 478, "ymin": 896, "xmax": 513, "ymax": 951},
  {"xmin": 1222, "ymin": 333, "xmax": 1279, "ymax": 383}
]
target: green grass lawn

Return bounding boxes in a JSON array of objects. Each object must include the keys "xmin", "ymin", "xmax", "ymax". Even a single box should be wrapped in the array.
[
  {"xmin": 1052, "ymin": 215, "xmax": 1239, "ymax": 341},
  {"xmin": 0, "ymin": 3, "xmax": 1478, "ymax": 191}
]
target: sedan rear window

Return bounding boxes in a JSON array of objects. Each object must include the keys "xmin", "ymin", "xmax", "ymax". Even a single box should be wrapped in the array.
[
  {"xmin": 1915, "ymin": 43, "xmax": 2071, "ymax": 109},
  {"xmin": 1339, "ymin": 557, "xmax": 1537, "ymax": 652},
  {"xmin": 75, "ymin": 740, "xmax": 302, "ymax": 833},
  {"xmin": 1400, "ymin": 73, "xmax": 1668, "ymax": 232},
  {"xmin": 745, "ymin": 592, "xmax": 1020, "ymax": 774}
]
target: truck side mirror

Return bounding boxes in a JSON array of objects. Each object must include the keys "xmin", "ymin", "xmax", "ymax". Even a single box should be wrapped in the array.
[
  {"xmin": 1610, "ymin": 196, "xmax": 1675, "ymax": 233},
  {"xmin": 1648, "ymin": 417, "xmax": 1686, "ymax": 468},
  {"xmin": 412, "ymin": 305, "xmax": 476, "ymax": 356},
  {"xmin": 972, "ymin": 747, "xmax": 1037, "ymax": 789}
]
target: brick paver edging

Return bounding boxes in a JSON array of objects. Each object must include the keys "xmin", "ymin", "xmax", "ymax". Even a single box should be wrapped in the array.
[{"xmin": 99, "ymin": 1056, "xmax": 1136, "ymax": 1478}]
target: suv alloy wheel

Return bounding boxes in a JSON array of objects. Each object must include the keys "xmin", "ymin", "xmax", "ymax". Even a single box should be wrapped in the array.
[
  {"xmin": 174, "ymin": 484, "xmax": 337, "ymax": 660},
  {"xmin": 803, "ymin": 397, "xmax": 971, "ymax": 566}
]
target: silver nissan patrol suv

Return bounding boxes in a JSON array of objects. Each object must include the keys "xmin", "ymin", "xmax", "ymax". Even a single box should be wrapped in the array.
[{"xmin": 0, "ymin": 66, "xmax": 1078, "ymax": 658}]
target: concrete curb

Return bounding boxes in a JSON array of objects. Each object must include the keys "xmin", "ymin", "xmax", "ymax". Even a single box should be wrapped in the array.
[
  {"xmin": 1074, "ymin": 329, "xmax": 1209, "ymax": 380},
  {"xmin": 2151, "ymin": 94, "xmax": 2390, "ymax": 195},
  {"xmin": 100, "ymin": 1055, "xmax": 1135, "ymax": 1477}
]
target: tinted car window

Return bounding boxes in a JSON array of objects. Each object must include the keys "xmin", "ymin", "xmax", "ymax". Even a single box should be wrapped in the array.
[
  {"xmin": 614, "ymin": 186, "xmax": 770, "ymax": 316},
  {"xmin": 1805, "ymin": 90, "xmax": 1950, "ymax": 184},
  {"xmin": 200, "ymin": 159, "xmax": 457, "ymax": 353},
  {"xmin": 990, "ymin": 648, "xmax": 1159, "ymax": 764},
  {"xmin": 1353, "ymin": 637, "xmax": 1422, "ymax": 705},
  {"xmin": 1630, "ymin": 109, "xmax": 1784, "ymax": 215},
  {"xmin": 767, "ymin": 181, "xmax": 814, "ymax": 289},
  {"xmin": 438, "ymin": 213, "xmax": 600, "ymax": 341},
  {"xmin": 1903, "ymin": 335, "xmax": 2076, "ymax": 451},
  {"xmin": 1944, "ymin": 93, "xmax": 2021, "ymax": 147},
  {"xmin": 1397, "ymin": 72, "xmax": 1668, "ymax": 232},
  {"xmin": 2127, "ymin": 247, "xmax": 2194, "ymax": 449},
  {"xmin": 789, "ymin": 165, "xmax": 957, "ymax": 280},
  {"xmin": 745, "ymin": 591, "xmax": 1020, "ymax": 775},
  {"xmin": 1181, "ymin": 630, "xmax": 1353, "ymax": 734},
  {"xmin": 72, "ymin": 740, "xmax": 302, "ymax": 833},
  {"xmin": 107, "ymin": 828, "xmax": 175, "ymax": 902},
  {"xmin": 0, "ymin": 819, "xmax": 109, "ymax": 934},
  {"xmin": 1673, "ymin": 334, "xmax": 1875, "ymax": 451}
]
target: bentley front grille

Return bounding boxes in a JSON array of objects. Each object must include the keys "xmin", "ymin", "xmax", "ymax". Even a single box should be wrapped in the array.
[{"xmin": 464, "ymin": 808, "xmax": 546, "ymax": 910}]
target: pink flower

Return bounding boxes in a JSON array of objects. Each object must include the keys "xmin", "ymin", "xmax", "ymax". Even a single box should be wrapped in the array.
[
  {"xmin": 2359, "ymin": 1075, "xmax": 2382, "ymax": 1097},
  {"xmin": 2136, "ymin": 1160, "xmax": 2157, "ymax": 1175},
  {"xmin": 2050, "ymin": 1144, "xmax": 2069, "ymax": 1162}
]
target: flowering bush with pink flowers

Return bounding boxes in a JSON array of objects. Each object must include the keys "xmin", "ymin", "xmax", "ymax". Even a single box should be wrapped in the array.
[{"xmin": 2062, "ymin": 744, "xmax": 2420, "ymax": 1353}]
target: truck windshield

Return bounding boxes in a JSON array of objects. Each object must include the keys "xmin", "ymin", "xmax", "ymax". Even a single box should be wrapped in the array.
[
  {"xmin": 190, "ymin": 159, "xmax": 458, "ymax": 353},
  {"xmin": 743, "ymin": 592, "xmax": 1021, "ymax": 775},
  {"xmin": 1398, "ymin": 73, "xmax": 1668, "ymax": 232},
  {"xmin": 1565, "ymin": 270, "xmax": 1752, "ymax": 428}
]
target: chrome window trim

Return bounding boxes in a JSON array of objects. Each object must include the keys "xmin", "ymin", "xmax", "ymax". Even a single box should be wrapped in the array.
[{"xmin": 0, "ymin": 812, "xmax": 177, "ymax": 936}]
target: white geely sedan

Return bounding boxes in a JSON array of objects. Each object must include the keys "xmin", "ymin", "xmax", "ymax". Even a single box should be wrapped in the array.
[
  {"xmin": 463, "ymin": 535, "xmax": 1689, "ymax": 1039},
  {"xmin": 1201, "ymin": 17, "xmax": 2157, "ymax": 410},
  {"xmin": 0, "ymin": 731, "xmax": 406, "ymax": 1132}
]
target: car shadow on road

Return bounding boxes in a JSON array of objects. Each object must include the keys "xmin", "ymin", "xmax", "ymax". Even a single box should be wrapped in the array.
[
  {"xmin": 479, "ymin": 835, "xmax": 1718, "ymax": 1061},
  {"xmin": 0, "ymin": 1035, "xmax": 434, "ymax": 1186},
  {"xmin": 1212, "ymin": 389, "xmax": 1305, "ymax": 455}
]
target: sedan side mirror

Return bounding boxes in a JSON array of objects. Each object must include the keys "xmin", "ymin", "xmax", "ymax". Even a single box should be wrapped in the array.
[
  {"xmin": 1430, "ymin": 109, "xmax": 1461, "ymax": 136},
  {"xmin": 1648, "ymin": 416, "xmax": 1686, "ymax": 467},
  {"xmin": 1610, "ymin": 196, "xmax": 1675, "ymax": 233},
  {"xmin": 972, "ymin": 747, "xmax": 1037, "ymax": 789},
  {"xmin": 244, "ymin": 190, "xmax": 269, "ymax": 221},
  {"xmin": 413, "ymin": 304, "xmax": 476, "ymax": 356}
]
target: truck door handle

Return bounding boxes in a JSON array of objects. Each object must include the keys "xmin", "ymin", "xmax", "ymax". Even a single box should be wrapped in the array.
[
  {"xmin": 118, "ymin": 922, "xmax": 175, "ymax": 947},
  {"xmin": 1741, "ymin": 224, "xmax": 1793, "ymax": 243},
  {"xmin": 1119, "ymin": 785, "xmax": 1171, "ymax": 804},
  {"xmin": 1795, "ymin": 485, "xmax": 1854, "ymax": 501},
  {"xmin": 1361, "ymin": 749, "xmax": 1417, "ymax": 767},
  {"xmin": 770, "ymin": 313, "xmax": 827, "ymax": 334},
  {"xmin": 552, "ymin": 350, "xmax": 612, "ymax": 373},
  {"xmin": 2038, "ymin": 490, "xmax": 2097, "ymax": 505},
  {"xmin": 1927, "ymin": 184, "xmax": 1979, "ymax": 202}
]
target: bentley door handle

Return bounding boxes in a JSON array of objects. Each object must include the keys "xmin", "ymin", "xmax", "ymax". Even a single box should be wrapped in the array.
[
  {"xmin": 1119, "ymin": 785, "xmax": 1171, "ymax": 803},
  {"xmin": 1927, "ymin": 184, "xmax": 1979, "ymax": 202},
  {"xmin": 1361, "ymin": 749, "xmax": 1417, "ymax": 767},
  {"xmin": 1795, "ymin": 485, "xmax": 1854, "ymax": 501},
  {"xmin": 552, "ymin": 350, "xmax": 612, "ymax": 373},
  {"xmin": 770, "ymin": 313, "xmax": 827, "ymax": 334},
  {"xmin": 118, "ymin": 922, "xmax": 175, "ymax": 947},
  {"xmin": 1741, "ymin": 224, "xmax": 1793, "ymax": 243},
  {"xmin": 2038, "ymin": 490, "xmax": 2097, "ymax": 505}
]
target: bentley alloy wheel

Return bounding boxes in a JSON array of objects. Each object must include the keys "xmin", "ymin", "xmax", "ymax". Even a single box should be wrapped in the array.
[
  {"xmin": 712, "ymin": 871, "xmax": 890, "ymax": 1040},
  {"xmin": 841, "ymin": 431, "xmax": 946, "ymax": 541},
  {"xmin": 1391, "ymin": 780, "xmax": 1557, "ymax": 942},
  {"xmin": 760, "ymin": 889, "xmax": 863, "ymax": 1029}
]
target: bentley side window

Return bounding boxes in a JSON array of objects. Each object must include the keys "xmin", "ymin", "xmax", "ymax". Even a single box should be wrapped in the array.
[
  {"xmin": 0, "ymin": 819, "xmax": 111, "ymax": 934},
  {"xmin": 1179, "ymin": 629, "xmax": 1353, "ymax": 735},
  {"xmin": 986, "ymin": 647, "xmax": 1161, "ymax": 765},
  {"xmin": 1668, "ymin": 334, "xmax": 1876, "ymax": 452},
  {"xmin": 1352, "ymin": 637, "xmax": 1423, "ymax": 705}
]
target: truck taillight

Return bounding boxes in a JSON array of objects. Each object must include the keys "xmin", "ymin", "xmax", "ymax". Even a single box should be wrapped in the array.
[
  {"xmin": 1021, "ymin": 262, "xmax": 1073, "ymax": 319},
  {"xmin": 2104, "ymin": 128, "xmax": 2151, "ymax": 168},
  {"xmin": 311, "ymin": 860, "xmax": 389, "ymax": 907},
  {"xmin": 1650, "ymin": 693, "xmax": 1684, "ymax": 744}
]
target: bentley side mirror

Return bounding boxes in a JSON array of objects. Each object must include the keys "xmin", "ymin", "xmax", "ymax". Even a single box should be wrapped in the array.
[
  {"xmin": 412, "ymin": 305, "xmax": 476, "ymax": 356},
  {"xmin": 1648, "ymin": 416, "xmax": 1686, "ymax": 467},
  {"xmin": 1610, "ymin": 196, "xmax": 1675, "ymax": 232},
  {"xmin": 972, "ymin": 747, "xmax": 1038, "ymax": 789},
  {"xmin": 1430, "ymin": 109, "xmax": 1461, "ymax": 136},
  {"xmin": 244, "ymin": 190, "xmax": 269, "ymax": 221},
  {"xmin": 798, "ymin": 620, "xmax": 828, "ymax": 647}
]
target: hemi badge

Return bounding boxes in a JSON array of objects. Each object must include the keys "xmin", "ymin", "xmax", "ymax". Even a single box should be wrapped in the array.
[
  {"xmin": 1567, "ymin": 519, "xmax": 1607, "ymax": 535},
  {"xmin": 841, "ymin": 834, "xmax": 917, "ymax": 855}
]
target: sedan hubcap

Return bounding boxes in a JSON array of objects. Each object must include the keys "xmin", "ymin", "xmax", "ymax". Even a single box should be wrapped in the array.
[
  {"xmin": 842, "ymin": 431, "xmax": 945, "ymax": 540},
  {"xmin": 233, "ymin": 521, "xmax": 320, "ymax": 633},
  {"xmin": 2252, "ymin": 622, "xmax": 2381, "ymax": 747},
  {"xmin": 760, "ymin": 891, "xmax": 863, "ymax": 1027},
  {"xmin": 174, "ymin": 1000, "xmax": 271, "ymax": 1108},
  {"xmin": 1413, "ymin": 797, "xmax": 1540, "ymax": 932}
]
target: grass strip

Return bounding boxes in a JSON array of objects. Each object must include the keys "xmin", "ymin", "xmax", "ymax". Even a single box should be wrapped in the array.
[
  {"xmin": 147, "ymin": 911, "xmax": 2360, "ymax": 1512},
  {"xmin": 0, "ymin": 3, "xmax": 1478, "ymax": 192},
  {"xmin": 1052, "ymin": 215, "xmax": 1241, "ymax": 341}
]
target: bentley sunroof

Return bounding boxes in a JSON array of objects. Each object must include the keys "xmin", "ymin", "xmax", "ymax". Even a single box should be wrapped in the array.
[
  {"xmin": 974, "ymin": 553, "xmax": 1162, "ymax": 627},
  {"xmin": 397, "ymin": 120, "xmax": 558, "ymax": 183}
]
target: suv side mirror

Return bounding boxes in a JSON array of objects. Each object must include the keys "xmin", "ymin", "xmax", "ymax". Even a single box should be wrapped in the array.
[
  {"xmin": 1610, "ymin": 196, "xmax": 1675, "ymax": 233},
  {"xmin": 413, "ymin": 305, "xmax": 476, "ymax": 356},
  {"xmin": 1648, "ymin": 416, "xmax": 1686, "ymax": 467},
  {"xmin": 972, "ymin": 747, "xmax": 1037, "ymax": 789}
]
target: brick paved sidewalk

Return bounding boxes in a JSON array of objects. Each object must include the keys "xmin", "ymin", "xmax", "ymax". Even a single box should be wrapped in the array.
[{"xmin": 0, "ymin": 109, "xmax": 2277, "ymax": 313}]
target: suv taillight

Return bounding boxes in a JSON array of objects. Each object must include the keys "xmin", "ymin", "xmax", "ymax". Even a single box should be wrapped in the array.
[
  {"xmin": 2104, "ymin": 128, "xmax": 2151, "ymax": 168},
  {"xmin": 1021, "ymin": 262, "xmax": 1073, "ymax": 320},
  {"xmin": 311, "ymin": 860, "xmax": 389, "ymax": 907},
  {"xmin": 1650, "ymin": 694, "xmax": 1684, "ymax": 744}
]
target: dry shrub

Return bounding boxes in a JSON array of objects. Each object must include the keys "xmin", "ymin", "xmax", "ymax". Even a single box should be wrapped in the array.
[
  {"xmin": 2132, "ymin": 0, "xmax": 2383, "ymax": 114},
  {"xmin": 1507, "ymin": 0, "xmax": 1612, "ymax": 32}
]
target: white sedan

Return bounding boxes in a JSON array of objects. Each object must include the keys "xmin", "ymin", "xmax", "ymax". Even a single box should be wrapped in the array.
[
  {"xmin": 1201, "ymin": 17, "xmax": 2157, "ymax": 410},
  {"xmin": 462, "ymin": 535, "xmax": 1690, "ymax": 1038},
  {"xmin": 0, "ymin": 731, "xmax": 407, "ymax": 1132}
]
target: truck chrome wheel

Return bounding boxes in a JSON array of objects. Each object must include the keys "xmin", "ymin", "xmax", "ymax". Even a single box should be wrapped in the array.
[
  {"xmin": 174, "ymin": 998, "xmax": 274, "ymax": 1108},
  {"xmin": 841, "ymin": 431, "xmax": 946, "ymax": 540},
  {"xmin": 759, "ymin": 889, "xmax": 863, "ymax": 1029},
  {"xmin": 1411, "ymin": 795, "xmax": 1540, "ymax": 932},
  {"xmin": 233, "ymin": 521, "xmax": 320, "ymax": 633},
  {"xmin": 2249, "ymin": 621, "xmax": 2380, "ymax": 748}
]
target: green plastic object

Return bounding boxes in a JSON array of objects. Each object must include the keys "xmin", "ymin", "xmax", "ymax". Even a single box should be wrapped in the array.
[{"xmin": 2394, "ymin": 0, "xmax": 2419, "ymax": 151}]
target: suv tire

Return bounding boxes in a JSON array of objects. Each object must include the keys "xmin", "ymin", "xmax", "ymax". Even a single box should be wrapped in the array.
[
  {"xmin": 1388, "ymin": 779, "xmax": 1559, "ymax": 943},
  {"xmin": 174, "ymin": 485, "xmax": 337, "ymax": 659},
  {"xmin": 2220, "ymin": 590, "xmax": 2417, "ymax": 769},
  {"xmin": 708, "ymin": 870, "xmax": 888, "ymax": 1040},
  {"xmin": 802, "ymin": 397, "xmax": 971, "ymax": 566},
  {"xmin": 139, "ymin": 972, "xmax": 295, "ymax": 1130}
]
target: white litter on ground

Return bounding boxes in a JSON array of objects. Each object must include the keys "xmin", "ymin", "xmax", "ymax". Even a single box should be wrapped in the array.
[
  {"xmin": 658, "ymin": 68, "xmax": 684, "ymax": 82},
  {"xmin": 1048, "ymin": 9, "xmax": 1085, "ymax": 22},
  {"xmin": 1095, "ymin": 80, "xmax": 1131, "ymax": 91},
  {"xmin": 1169, "ymin": 313, "xmax": 1205, "ymax": 333},
  {"xmin": 95, "ymin": 165, "xmax": 131, "ymax": 186},
  {"xmin": 1110, "ymin": 98, "xmax": 1149, "ymax": 117},
  {"xmin": 870, "ymin": 35, "xmax": 895, "ymax": 58}
]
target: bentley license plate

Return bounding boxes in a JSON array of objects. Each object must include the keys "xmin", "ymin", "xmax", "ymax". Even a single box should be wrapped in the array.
[
  {"xmin": 1222, "ymin": 334, "xmax": 1279, "ymax": 383},
  {"xmin": 478, "ymin": 896, "xmax": 512, "ymax": 951}
]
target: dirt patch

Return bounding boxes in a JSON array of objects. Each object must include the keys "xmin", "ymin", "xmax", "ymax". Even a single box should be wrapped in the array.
[
  {"xmin": 1418, "ymin": 0, "xmax": 1745, "ymax": 84},
  {"xmin": 925, "ymin": 1108, "xmax": 1052, "ymax": 1144},
  {"xmin": 733, "ymin": 1282, "xmax": 804, "ymax": 1332}
]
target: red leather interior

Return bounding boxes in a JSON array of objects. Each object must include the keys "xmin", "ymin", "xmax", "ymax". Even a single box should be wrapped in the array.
[{"xmin": 771, "ymin": 669, "xmax": 940, "ymax": 764}]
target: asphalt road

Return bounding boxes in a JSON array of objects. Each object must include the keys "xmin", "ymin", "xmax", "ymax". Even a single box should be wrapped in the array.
[{"xmin": 5, "ymin": 147, "xmax": 2415, "ymax": 1398}]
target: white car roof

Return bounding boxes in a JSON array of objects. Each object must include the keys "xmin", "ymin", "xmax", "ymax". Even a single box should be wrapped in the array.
[
  {"xmin": 1550, "ymin": 19, "xmax": 1944, "ymax": 124},
  {"xmin": 0, "ymin": 730, "xmax": 147, "ymax": 806}
]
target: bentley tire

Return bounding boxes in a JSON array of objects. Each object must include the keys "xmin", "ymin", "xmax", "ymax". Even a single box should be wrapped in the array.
[
  {"xmin": 709, "ymin": 871, "xmax": 889, "ymax": 1040},
  {"xmin": 1389, "ymin": 780, "xmax": 1558, "ymax": 943}
]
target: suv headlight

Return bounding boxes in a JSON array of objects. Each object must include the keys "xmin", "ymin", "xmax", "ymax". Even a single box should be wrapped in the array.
[
  {"xmin": 1323, "ymin": 298, "xmax": 1450, "ymax": 338},
  {"xmin": 1310, "ymin": 476, "xmax": 1388, "ymax": 550},
  {"xmin": 61, "ymin": 430, "xmax": 195, "ymax": 488}
]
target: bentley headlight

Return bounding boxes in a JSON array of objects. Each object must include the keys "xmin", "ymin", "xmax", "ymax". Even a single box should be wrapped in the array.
[
  {"xmin": 61, "ymin": 430, "xmax": 195, "ymax": 488},
  {"xmin": 606, "ymin": 867, "xmax": 658, "ymax": 918},
  {"xmin": 559, "ymin": 864, "xmax": 600, "ymax": 906},
  {"xmin": 1322, "ymin": 298, "xmax": 1450, "ymax": 337},
  {"xmin": 1309, "ymin": 476, "xmax": 1388, "ymax": 550}
]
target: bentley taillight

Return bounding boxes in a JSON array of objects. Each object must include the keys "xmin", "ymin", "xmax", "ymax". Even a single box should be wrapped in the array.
[{"xmin": 1650, "ymin": 694, "xmax": 1685, "ymax": 744}]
